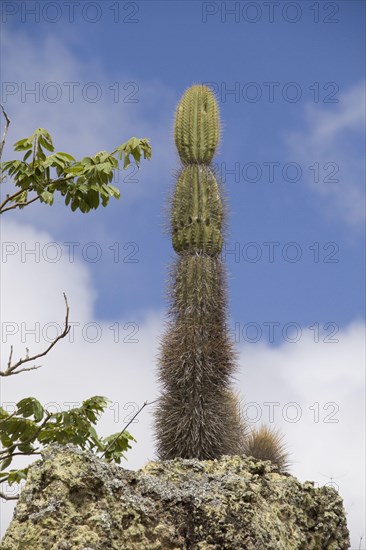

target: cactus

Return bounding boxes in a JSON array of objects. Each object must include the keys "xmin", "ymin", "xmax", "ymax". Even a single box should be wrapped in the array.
[
  {"xmin": 154, "ymin": 85, "xmax": 245, "ymax": 460},
  {"xmin": 243, "ymin": 426, "xmax": 290, "ymax": 473}
]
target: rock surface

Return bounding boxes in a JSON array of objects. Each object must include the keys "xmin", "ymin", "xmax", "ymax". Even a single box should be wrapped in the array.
[{"xmin": 1, "ymin": 444, "xmax": 350, "ymax": 549}]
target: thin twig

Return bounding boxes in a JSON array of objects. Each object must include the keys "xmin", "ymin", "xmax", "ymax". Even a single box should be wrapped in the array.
[
  {"xmin": 0, "ymin": 451, "xmax": 41, "ymax": 461},
  {"xmin": 0, "ymin": 293, "xmax": 70, "ymax": 377},
  {"xmin": 0, "ymin": 105, "xmax": 10, "ymax": 161},
  {"xmin": 100, "ymin": 399, "xmax": 158, "ymax": 459}
]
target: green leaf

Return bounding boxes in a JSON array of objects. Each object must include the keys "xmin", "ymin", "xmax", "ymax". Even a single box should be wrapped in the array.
[
  {"xmin": 16, "ymin": 398, "xmax": 44, "ymax": 422},
  {"xmin": 40, "ymin": 191, "xmax": 54, "ymax": 205},
  {"xmin": 64, "ymin": 165, "xmax": 85, "ymax": 176},
  {"xmin": 7, "ymin": 467, "xmax": 29, "ymax": 486},
  {"xmin": 80, "ymin": 157, "xmax": 94, "ymax": 166},
  {"xmin": 17, "ymin": 442, "xmax": 35, "ymax": 454},
  {"xmin": 1, "ymin": 456, "xmax": 12, "ymax": 471},
  {"xmin": 0, "ymin": 407, "xmax": 10, "ymax": 420},
  {"xmin": 107, "ymin": 185, "xmax": 120, "ymax": 199},
  {"xmin": 0, "ymin": 432, "xmax": 14, "ymax": 447},
  {"xmin": 131, "ymin": 148, "xmax": 141, "ymax": 166},
  {"xmin": 14, "ymin": 138, "xmax": 32, "ymax": 151},
  {"xmin": 55, "ymin": 152, "xmax": 75, "ymax": 162},
  {"xmin": 23, "ymin": 150, "xmax": 32, "ymax": 162},
  {"xmin": 38, "ymin": 135, "xmax": 54, "ymax": 152},
  {"xmin": 123, "ymin": 153, "xmax": 131, "ymax": 170}
]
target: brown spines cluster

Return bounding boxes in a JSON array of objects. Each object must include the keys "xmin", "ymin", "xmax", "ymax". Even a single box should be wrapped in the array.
[{"xmin": 243, "ymin": 425, "xmax": 290, "ymax": 473}]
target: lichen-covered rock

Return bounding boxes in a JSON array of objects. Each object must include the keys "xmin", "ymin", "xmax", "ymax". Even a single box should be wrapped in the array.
[{"xmin": 1, "ymin": 444, "xmax": 349, "ymax": 550}]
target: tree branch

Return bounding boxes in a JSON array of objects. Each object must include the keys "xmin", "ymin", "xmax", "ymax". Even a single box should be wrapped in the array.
[
  {"xmin": 0, "ymin": 293, "xmax": 70, "ymax": 377},
  {"xmin": 0, "ymin": 189, "xmax": 24, "ymax": 213},
  {"xmin": 100, "ymin": 399, "xmax": 157, "ymax": 459},
  {"xmin": 0, "ymin": 194, "xmax": 40, "ymax": 214},
  {"xmin": 0, "ymin": 175, "xmax": 74, "ymax": 215},
  {"xmin": 0, "ymin": 105, "xmax": 10, "ymax": 161},
  {"xmin": 0, "ymin": 491, "xmax": 19, "ymax": 501},
  {"xmin": 0, "ymin": 410, "xmax": 19, "ymax": 424},
  {"xmin": 0, "ymin": 450, "xmax": 41, "ymax": 461}
]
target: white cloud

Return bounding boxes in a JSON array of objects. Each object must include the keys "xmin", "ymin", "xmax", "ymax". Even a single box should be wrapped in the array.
[
  {"xmin": 237, "ymin": 323, "xmax": 365, "ymax": 549},
  {"xmin": 1, "ymin": 219, "xmax": 364, "ymax": 548},
  {"xmin": 0, "ymin": 218, "xmax": 163, "ymax": 536},
  {"xmin": 286, "ymin": 81, "xmax": 365, "ymax": 229}
]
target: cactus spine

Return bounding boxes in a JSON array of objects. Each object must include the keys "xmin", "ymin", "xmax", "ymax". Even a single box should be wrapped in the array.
[{"xmin": 155, "ymin": 85, "xmax": 244, "ymax": 460}]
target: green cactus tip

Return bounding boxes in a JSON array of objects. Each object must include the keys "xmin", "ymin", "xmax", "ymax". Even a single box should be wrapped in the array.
[{"xmin": 174, "ymin": 84, "xmax": 220, "ymax": 165}]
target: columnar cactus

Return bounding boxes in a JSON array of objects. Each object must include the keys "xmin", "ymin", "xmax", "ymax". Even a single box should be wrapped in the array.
[{"xmin": 154, "ymin": 85, "xmax": 245, "ymax": 460}]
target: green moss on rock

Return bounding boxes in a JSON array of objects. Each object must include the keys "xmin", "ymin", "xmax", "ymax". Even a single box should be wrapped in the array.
[{"xmin": 1, "ymin": 444, "xmax": 350, "ymax": 550}]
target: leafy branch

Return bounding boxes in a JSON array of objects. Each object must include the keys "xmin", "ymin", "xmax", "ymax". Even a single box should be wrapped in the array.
[
  {"xmin": 0, "ymin": 109, "xmax": 154, "ymax": 501},
  {"xmin": 0, "ymin": 121, "xmax": 151, "ymax": 214},
  {"xmin": 0, "ymin": 396, "xmax": 156, "ymax": 500},
  {"xmin": 0, "ymin": 295, "xmax": 155, "ymax": 500}
]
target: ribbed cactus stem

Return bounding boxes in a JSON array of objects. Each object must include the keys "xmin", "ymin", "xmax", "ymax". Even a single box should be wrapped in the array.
[
  {"xmin": 175, "ymin": 85, "xmax": 220, "ymax": 165},
  {"xmin": 172, "ymin": 165, "xmax": 223, "ymax": 255},
  {"xmin": 155, "ymin": 84, "xmax": 244, "ymax": 460}
]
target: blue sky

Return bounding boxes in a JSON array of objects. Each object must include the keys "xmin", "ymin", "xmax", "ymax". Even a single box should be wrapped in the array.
[
  {"xmin": 1, "ymin": 1, "xmax": 365, "ymax": 546},
  {"xmin": 2, "ymin": 0, "xmax": 365, "ymax": 331}
]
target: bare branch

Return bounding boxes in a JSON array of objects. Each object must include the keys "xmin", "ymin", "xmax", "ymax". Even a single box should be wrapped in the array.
[
  {"xmin": 0, "ymin": 491, "xmax": 19, "ymax": 501},
  {"xmin": 0, "ymin": 105, "xmax": 10, "ymax": 161},
  {"xmin": 1, "ymin": 363, "xmax": 43, "ymax": 377},
  {"xmin": 0, "ymin": 451, "xmax": 41, "ymax": 461},
  {"xmin": 100, "ymin": 399, "xmax": 158, "ymax": 459},
  {"xmin": 0, "ymin": 294, "xmax": 70, "ymax": 377}
]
